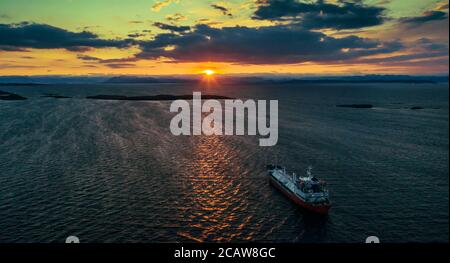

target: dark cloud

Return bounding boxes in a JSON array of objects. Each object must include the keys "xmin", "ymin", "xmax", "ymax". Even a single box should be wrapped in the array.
[
  {"xmin": 136, "ymin": 24, "xmax": 401, "ymax": 64},
  {"xmin": 351, "ymin": 37, "xmax": 448, "ymax": 65},
  {"xmin": 415, "ymin": 38, "xmax": 449, "ymax": 52},
  {"xmin": 153, "ymin": 22, "xmax": 191, "ymax": 33},
  {"xmin": 79, "ymin": 59, "xmax": 136, "ymax": 69},
  {"xmin": 211, "ymin": 4, "xmax": 233, "ymax": 17},
  {"xmin": 128, "ymin": 33, "xmax": 146, "ymax": 38},
  {"xmin": 196, "ymin": 18, "xmax": 222, "ymax": 26},
  {"xmin": 83, "ymin": 65, "xmax": 98, "ymax": 68},
  {"xmin": 77, "ymin": 54, "xmax": 101, "ymax": 61},
  {"xmin": 253, "ymin": 0, "xmax": 385, "ymax": 30},
  {"xmin": 77, "ymin": 54, "xmax": 139, "ymax": 69},
  {"xmin": 166, "ymin": 13, "xmax": 187, "ymax": 22},
  {"xmin": 355, "ymin": 51, "xmax": 447, "ymax": 64},
  {"xmin": 104, "ymin": 63, "xmax": 135, "ymax": 68},
  {"xmin": 0, "ymin": 22, "xmax": 130, "ymax": 51},
  {"xmin": 400, "ymin": 11, "xmax": 448, "ymax": 25}
]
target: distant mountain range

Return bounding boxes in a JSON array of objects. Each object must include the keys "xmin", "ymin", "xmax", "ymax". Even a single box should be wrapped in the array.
[
  {"xmin": 0, "ymin": 76, "xmax": 110, "ymax": 84},
  {"xmin": 0, "ymin": 75, "xmax": 448, "ymax": 85},
  {"xmin": 104, "ymin": 76, "xmax": 198, "ymax": 84}
]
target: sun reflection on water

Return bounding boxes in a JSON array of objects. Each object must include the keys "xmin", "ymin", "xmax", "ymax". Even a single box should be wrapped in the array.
[{"xmin": 176, "ymin": 135, "xmax": 257, "ymax": 242}]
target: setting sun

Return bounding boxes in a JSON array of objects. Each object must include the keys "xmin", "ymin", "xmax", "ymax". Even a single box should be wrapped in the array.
[{"xmin": 203, "ymin": 69, "xmax": 215, "ymax": 76}]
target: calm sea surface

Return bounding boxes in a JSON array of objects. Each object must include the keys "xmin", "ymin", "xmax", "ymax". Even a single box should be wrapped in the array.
[{"xmin": 0, "ymin": 83, "xmax": 448, "ymax": 243}]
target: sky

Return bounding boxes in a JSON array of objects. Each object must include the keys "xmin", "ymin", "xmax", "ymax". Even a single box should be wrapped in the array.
[{"xmin": 0, "ymin": 0, "xmax": 448, "ymax": 76}]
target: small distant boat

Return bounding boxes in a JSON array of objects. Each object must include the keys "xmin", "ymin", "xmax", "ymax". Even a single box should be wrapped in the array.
[{"xmin": 267, "ymin": 165, "xmax": 331, "ymax": 215}]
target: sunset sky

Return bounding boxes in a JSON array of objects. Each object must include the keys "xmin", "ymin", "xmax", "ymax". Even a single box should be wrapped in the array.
[{"xmin": 0, "ymin": 0, "xmax": 448, "ymax": 76}]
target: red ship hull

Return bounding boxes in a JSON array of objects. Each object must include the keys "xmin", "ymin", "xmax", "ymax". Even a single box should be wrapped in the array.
[{"xmin": 269, "ymin": 175, "xmax": 331, "ymax": 215}]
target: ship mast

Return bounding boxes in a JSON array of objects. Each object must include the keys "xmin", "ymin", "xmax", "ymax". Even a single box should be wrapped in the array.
[{"xmin": 306, "ymin": 166, "xmax": 312, "ymax": 178}]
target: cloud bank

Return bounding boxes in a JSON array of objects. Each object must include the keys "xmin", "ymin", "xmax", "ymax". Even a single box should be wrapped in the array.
[
  {"xmin": 253, "ymin": 0, "xmax": 385, "ymax": 30},
  {"xmin": 0, "ymin": 22, "xmax": 130, "ymax": 51},
  {"xmin": 136, "ymin": 24, "xmax": 401, "ymax": 64}
]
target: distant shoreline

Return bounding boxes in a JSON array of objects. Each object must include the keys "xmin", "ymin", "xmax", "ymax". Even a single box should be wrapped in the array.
[
  {"xmin": 0, "ymin": 75, "xmax": 448, "ymax": 86},
  {"xmin": 0, "ymin": 90, "xmax": 232, "ymax": 101}
]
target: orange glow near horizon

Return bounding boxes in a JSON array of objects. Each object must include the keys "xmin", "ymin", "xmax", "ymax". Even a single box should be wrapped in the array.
[{"xmin": 0, "ymin": 49, "xmax": 447, "ymax": 76}]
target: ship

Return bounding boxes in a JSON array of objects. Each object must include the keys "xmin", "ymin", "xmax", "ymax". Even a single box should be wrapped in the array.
[{"xmin": 267, "ymin": 165, "xmax": 331, "ymax": 215}]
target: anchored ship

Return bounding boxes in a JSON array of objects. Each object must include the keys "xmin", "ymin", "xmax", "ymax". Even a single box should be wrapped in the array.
[{"xmin": 267, "ymin": 165, "xmax": 331, "ymax": 215}]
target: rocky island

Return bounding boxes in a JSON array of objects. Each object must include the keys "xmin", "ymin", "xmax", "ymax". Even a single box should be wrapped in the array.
[
  {"xmin": 0, "ymin": 90, "xmax": 27, "ymax": 100},
  {"xmin": 41, "ymin": 93, "xmax": 72, "ymax": 99}
]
